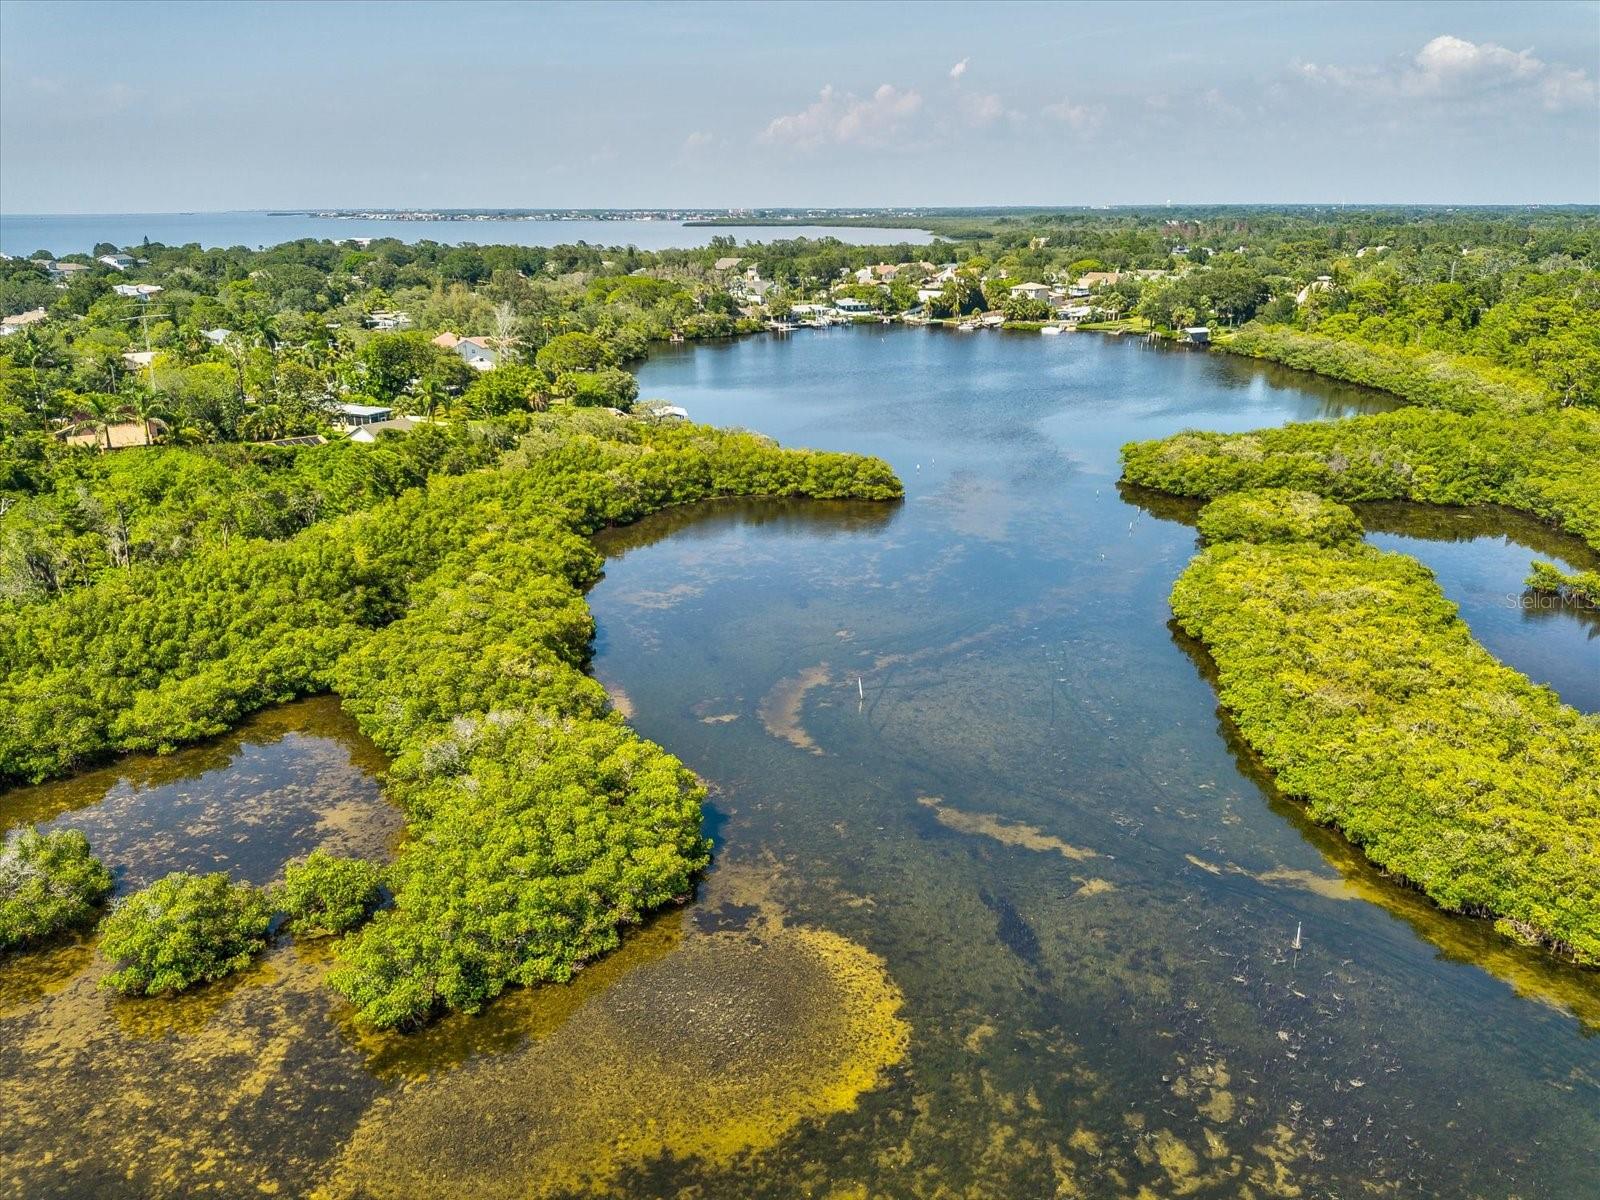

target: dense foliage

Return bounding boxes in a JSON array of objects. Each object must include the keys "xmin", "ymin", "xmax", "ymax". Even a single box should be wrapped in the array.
[
  {"xmin": 0, "ymin": 424, "xmax": 513, "ymax": 599},
  {"xmin": 0, "ymin": 825, "xmax": 114, "ymax": 950},
  {"xmin": 1526, "ymin": 560, "xmax": 1600, "ymax": 608},
  {"xmin": 98, "ymin": 871, "xmax": 274, "ymax": 995},
  {"xmin": 1194, "ymin": 488, "xmax": 1362, "ymax": 549},
  {"xmin": 0, "ymin": 411, "xmax": 899, "ymax": 1023},
  {"xmin": 278, "ymin": 851, "xmax": 383, "ymax": 937},
  {"xmin": 1175, "ymin": 495, "xmax": 1600, "ymax": 963},
  {"xmin": 1218, "ymin": 326, "xmax": 1551, "ymax": 414},
  {"xmin": 1123, "ymin": 407, "xmax": 1600, "ymax": 552}
]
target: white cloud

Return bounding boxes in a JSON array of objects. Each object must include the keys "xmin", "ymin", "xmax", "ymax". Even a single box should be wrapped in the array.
[
  {"xmin": 961, "ymin": 91, "xmax": 1005, "ymax": 126},
  {"xmin": 760, "ymin": 83, "xmax": 923, "ymax": 148},
  {"xmin": 1298, "ymin": 34, "xmax": 1596, "ymax": 113},
  {"xmin": 1041, "ymin": 97, "xmax": 1107, "ymax": 133},
  {"xmin": 682, "ymin": 130, "xmax": 714, "ymax": 150},
  {"xmin": 949, "ymin": 58, "xmax": 969, "ymax": 81}
]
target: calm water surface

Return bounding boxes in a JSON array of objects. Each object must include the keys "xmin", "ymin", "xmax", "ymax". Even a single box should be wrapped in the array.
[
  {"xmin": 0, "ymin": 211, "xmax": 934, "ymax": 256},
  {"xmin": 1, "ymin": 328, "xmax": 1595, "ymax": 1198}
]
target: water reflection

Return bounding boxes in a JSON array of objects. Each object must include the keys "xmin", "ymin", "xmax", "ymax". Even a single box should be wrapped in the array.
[{"xmin": 0, "ymin": 695, "xmax": 398, "ymax": 890}]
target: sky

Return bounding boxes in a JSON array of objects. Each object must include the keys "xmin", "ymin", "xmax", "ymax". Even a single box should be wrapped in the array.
[{"xmin": 1, "ymin": 0, "xmax": 1597, "ymax": 212}]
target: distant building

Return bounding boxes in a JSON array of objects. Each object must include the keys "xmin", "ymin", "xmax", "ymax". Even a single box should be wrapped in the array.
[
  {"xmin": 61, "ymin": 420, "xmax": 157, "ymax": 450},
  {"xmin": 333, "ymin": 402, "xmax": 393, "ymax": 427},
  {"xmin": 432, "ymin": 331, "xmax": 498, "ymax": 370},
  {"xmin": 349, "ymin": 417, "xmax": 419, "ymax": 443},
  {"xmin": 1008, "ymin": 282, "xmax": 1052, "ymax": 303},
  {"xmin": 713, "ymin": 256, "xmax": 743, "ymax": 272},
  {"xmin": 98, "ymin": 253, "xmax": 136, "ymax": 271},
  {"xmin": 365, "ymin": 310, "xmax": 412, "ymax": 330},
  {"xmin": 853, "ymin": 263, "xmax": 903, "ymax": 285},
  {"xmin": 1295, "ymin": 275, "xmax": 1334, "ymax": 306},
  {"xmin": 0, "ymin": 308, "xmax": 47, "ymax": 336},
  {"xmin": 122, "ymin": 349, "xmax": 158, "ymax": 369},
  {"xmin": 202, "ymin": 328, "xmax": 232, "ymax": 344},
  {"xmin": 113, "ymin": 283, "xmax": 163, "ymax": 299},
  {"xmin": 1181, "ymin": 326, "xmax": 1211, "ymax": 345},
  {"xmin": 35, "ymin": 259, "xmax": 90, "ymax": 283},
  {"xmin": 1076, "ymin": 271, "xmax": 1122, "ymax": 290},
  {"xmin": 833, "ymin": 296, "xmax": 874, "ymax": 313}
]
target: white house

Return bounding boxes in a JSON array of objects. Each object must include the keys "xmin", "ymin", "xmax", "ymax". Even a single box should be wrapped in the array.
[
  {"xmin": 833, "ymin": 296, "xmax": 875, "ymax": 314},
  {"xmin": 202, "ymin": 328, "xmax": 232, "ymax": 345},
  {"xmin": 365, "ymin": 310, "xmax": 412, "ymax": 330},
  {"xmin": 98, "ymin": 253, "xmax": 136, "ymax": 271},
  {"xmin": 122, "ymin": 349, "xmax": 157, "ymax": 369},
  {"xmin": 333, "ymin": 402, "xmax": 393, "ymax": 428},
  {"xmin": 1009, "ymin": 282, "xmax": 1052, "ymax": 303},
  {"xmin": 432, "ymin": 331, "xmax": 498, "ymax": 370},
  {"xmin": 0, "ymin": 308, "xmax": 47, "ymax": 336},
  {"xmin": 113, "ymin": 283, "xmax": 163, "ymax": 299}
]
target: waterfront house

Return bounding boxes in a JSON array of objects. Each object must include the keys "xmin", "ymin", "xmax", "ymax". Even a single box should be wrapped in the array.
[
  {"xmin": 0, "ymin": 308, "xmax": 47, "ymax": 336},
  {"xmin": 1009, "ymin": 282, "xmax": 1052, "ymax": 303},
  {"xmin": 1182, "ymin": 326, "xmax": 1211, "ymax": 345},
  {"xmin": 98, "ymin": 253, "xmax": 136, "ymax": 271},
  {"xmin": 833, "ymin": 296, "xmax": 875, "ymax": 314}
]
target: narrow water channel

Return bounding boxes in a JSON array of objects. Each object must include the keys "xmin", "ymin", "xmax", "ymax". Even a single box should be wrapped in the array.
[{"xmin": 1, "ymin": 328, "xmax": 1594, "ymax": 1198}]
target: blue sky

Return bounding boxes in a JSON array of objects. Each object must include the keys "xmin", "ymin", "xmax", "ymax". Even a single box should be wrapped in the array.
[{"xmin": 2, "ymin": 0, "xmax": 1596, "ymax": 212}]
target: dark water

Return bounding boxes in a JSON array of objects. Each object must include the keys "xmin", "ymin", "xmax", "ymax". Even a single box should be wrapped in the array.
[
  {"xmin": 1, "ymin": 328, "xmax": 1596, "ymax": 1198},
  {"xmin": 0, "ymin": 211, "xmax": 933, "ymax": 257}
]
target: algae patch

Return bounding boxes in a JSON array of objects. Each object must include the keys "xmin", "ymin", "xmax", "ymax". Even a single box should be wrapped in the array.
[
  {"xmin": 918, "ymin": 796, "xmax": 1095, "ymax": 860},
  {"xmin": 758, "ymin": 664, "xmax": 831, "ymax": 754},
  {"xmin": 319, "ymin": 911, "xmax": 909, "ymax": 1198}
]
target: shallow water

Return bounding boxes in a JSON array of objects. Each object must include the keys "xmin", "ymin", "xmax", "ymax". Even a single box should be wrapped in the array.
[
  {"xmin": 595, "ymin": 328, "xmax": 1600, "ymax": 1195},
  {"xmin": 1, "ymin": 328, "xmax": 1596, "ymax": 1198}
]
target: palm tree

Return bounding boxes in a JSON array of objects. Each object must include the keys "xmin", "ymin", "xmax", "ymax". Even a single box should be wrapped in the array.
[
  {"xmin": 12, "ymin": 327, "xmax": 55, "ymax": 416},
  {"xmin": 413, "ymin": 376, "xmax": 448, "ymax": 421},
  {"xmin": 71, "ymin": 393, "xmax": 132, "ymax": 451},
  {"xmin": 123, "ymin": 385, "xmax": 171, "ymax": 447}
]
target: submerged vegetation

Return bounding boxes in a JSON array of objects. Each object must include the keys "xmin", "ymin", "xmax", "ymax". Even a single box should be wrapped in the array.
[
  {"xmin": 1172, "ymin": 492, "xmax": 1600, "ymax": 962},
  {"xmin": 0, "ymin": 826, "xmax": 114, "ymax": 950}
]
